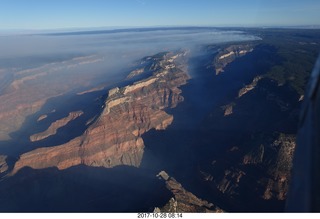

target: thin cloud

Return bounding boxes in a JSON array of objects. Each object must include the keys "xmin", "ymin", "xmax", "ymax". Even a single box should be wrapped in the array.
[{"xmin": 135, "ymin": 0, "xmax": 146, "ymax": 6}]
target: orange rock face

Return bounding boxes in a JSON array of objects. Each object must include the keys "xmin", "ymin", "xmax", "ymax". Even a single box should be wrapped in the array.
[
  {"xmin": 0, "ymin": 55, "xmax": 107, "ymax": 141},
  {"xmin": 13, "ymin": 51, "xmax": 189, "ymax": 173},
  {"xmin": 30, "ymin": 111, "xmax": 84, "ymax": 142}
]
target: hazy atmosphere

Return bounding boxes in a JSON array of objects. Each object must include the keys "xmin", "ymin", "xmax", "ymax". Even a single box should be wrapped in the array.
[{"xmin": 0, "ymin": 28, "xmax": 259, "ymax": 96}]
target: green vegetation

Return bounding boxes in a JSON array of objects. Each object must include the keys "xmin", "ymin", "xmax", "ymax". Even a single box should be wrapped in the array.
[{"xmin": 252, "ymin": 29, "xmax": 320, "ymax": 95}]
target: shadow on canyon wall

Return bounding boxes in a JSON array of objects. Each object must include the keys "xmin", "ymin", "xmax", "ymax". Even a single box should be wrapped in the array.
[
  {"xmin": 0, "ymin": 44, "xmax": 300, "ymax": 212},
  {"xmin": 140, "ymin": 44, "xmax": 299, "ymax": 212}
]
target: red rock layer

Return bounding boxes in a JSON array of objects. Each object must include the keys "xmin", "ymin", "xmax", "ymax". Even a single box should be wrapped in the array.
[
  {"xmin": 13, "ymin": 51, "xmax": 189, "ymax": 173},
  {"xmin": 30, "ymin": 111, "xmax": 84, "ymax": 142},
  {"xmin": 0, "ymin": 55, "xmax": 106, "ymax": 141}
]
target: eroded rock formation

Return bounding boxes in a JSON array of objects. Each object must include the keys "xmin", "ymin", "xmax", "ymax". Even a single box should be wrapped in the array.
[
  {"xmin": 222, "ymin": 103, "xmax": 235, "ymax": 116},
  {"xmin": 12, "ymin": 51, "xmax": 189, "ymax": 173},
  {"xmin": 213, "ymin": 44, "xmax": 254, "ymax": 75},
  {"xmin": 238, "ymin": 76, "xmax": 263, "ymax": 98},
  {"xmin": 155, "ymin": 171, "xmax": 223, "ymax": 213},
  {"xmin": 195, "ymin": 42, "xmax": 301, "ymax": 211},
  {"xmin": 30, "ymin": 111, "xmax": 84, "ymax": 142},
  {"xmin": 261, "ymin": 134, "xmax": 296, "ymax": 200},
  {"xmin": 199, "ymin": 133, "xmax": 296, "ymax": 210},
  {"xmin": 0, "ymin": 155, "xmax": 8, "ymax": 174},
  {"xmin": 0, "ymin": 55, "xmax": 107, "ymax": 141}
]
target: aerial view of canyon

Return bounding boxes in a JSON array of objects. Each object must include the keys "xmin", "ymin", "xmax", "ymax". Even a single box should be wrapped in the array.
[{"xmin": 0, "ymin": 0, "xmax": 320, "ymax": 214}]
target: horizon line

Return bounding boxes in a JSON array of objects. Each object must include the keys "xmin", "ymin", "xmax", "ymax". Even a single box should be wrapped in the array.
[{"xmin": 1, "ymin": 24, "xmax": 320, "ymax": 35}]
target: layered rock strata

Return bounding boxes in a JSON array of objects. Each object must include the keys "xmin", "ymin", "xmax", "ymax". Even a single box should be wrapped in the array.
[
  {"xmin": 12, "ymin": 51, "xmax": 189, "ymax": 173},
  {"xmin": 214, "ymin": 44, "xmax": 254, "ymax": 75}
]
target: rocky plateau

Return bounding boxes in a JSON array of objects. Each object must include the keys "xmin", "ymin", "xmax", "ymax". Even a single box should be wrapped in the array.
[
  {"xmin": 213, "ymin": 44, "xmax": 254, "ymax": 75},
  {"xmin": 12, "ymin": 51, "xmax": 189, "ymax": 173},
  {"xmin": 30, "ymin": 111, "xmax": 84, "ymax": 142}
]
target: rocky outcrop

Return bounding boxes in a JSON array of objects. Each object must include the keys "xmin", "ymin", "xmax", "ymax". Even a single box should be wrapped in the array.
[
  {"xmin": 298, "ymin": 95, "xmax": 304, "ymax": 102},
  {"xmin": 196, "ymin": 42, "xmax": 302, "ymax": 211},
  {"xmin": 12, "ymin": 51, "xmax": 189, "ymax": 173},
  {"xmin": 238, "ymin": 76, "xmax": 263, "ymax": 98},
  {"xmin": 37, "ymin": 114, "xmax": 48, "ymax": 122},
  {"xmin": 242, "ymin": 134, "xmax": 296, "ymax": 201},
  {"xmin": 127, "ymin": 50, "xmax": 189, "ymax": 80},
  {"xmin": 214, "ymin": 44, "xmax": 254, "ymax": 75},
  {"xmin": 0, "ymin": 155, "xmax": 8, "ymax": 174},
  {"xmin": 204, "ymin": 133, "xmax": 295, "ymax": 206},
  {"xmin": 0, "ymin": 99, "xmax": 45, "ymax": 140},
  {"xmin": 127, "ymin": 68, "xmax": 145, "ymax": 79},
  {"xmin": 261, "ymin": 134, "xmax": 296, "ymax": 200},
  {"xmin": 221, "ymin": 103, "xmax": 235, "ymax": 116},
  {"xmin": 30, "ymin": 111, "xmax": 84, "ymax": 142},
  {"xmin": 155, "ymin": 171, "xmax": 223, "ymax": 213}
]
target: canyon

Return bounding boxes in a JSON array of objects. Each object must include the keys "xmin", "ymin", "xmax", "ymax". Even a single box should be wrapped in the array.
[
  {"xmin": 190, "ymin": 41, "xmax": 303, "ymax": 211},
  {"xmin": 30, "ymin": 111, "xmax": 84, "ymax": 142},
  {"xmin": 0, "ymin": 55, "xmax": 109, "ymax": 141},
  {"xmin": 1, "ymin": 28, "xmax": 319, "ymax": 212},
  {"xmin": 12, "ymin": 50, "xmax": 189, "ymax": 173},
  {"xmin": 0, "ymin": 43, "xmax": 301, "ymax": 212}
]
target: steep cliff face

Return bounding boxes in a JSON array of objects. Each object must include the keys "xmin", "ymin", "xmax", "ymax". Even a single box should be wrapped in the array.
[
  {"xmin": 12, "ymin": 51, "xmax": 189, "ymax": 173},
  {"xmin": 155, "ymin": 171, "xmax": 223, "ymax": 213},
  {"xmin": 209, "ymin": 134, "xmax": 295, "ymax": 201},
  {"xmin": 213, "ymin": 44, "xmax": 254, "ymax": 75}
]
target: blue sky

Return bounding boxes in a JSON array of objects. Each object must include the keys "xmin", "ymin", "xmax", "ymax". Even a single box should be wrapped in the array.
[{"xmin": 0, "ymin": 0, "xmax": 319, "ymax": 30}]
